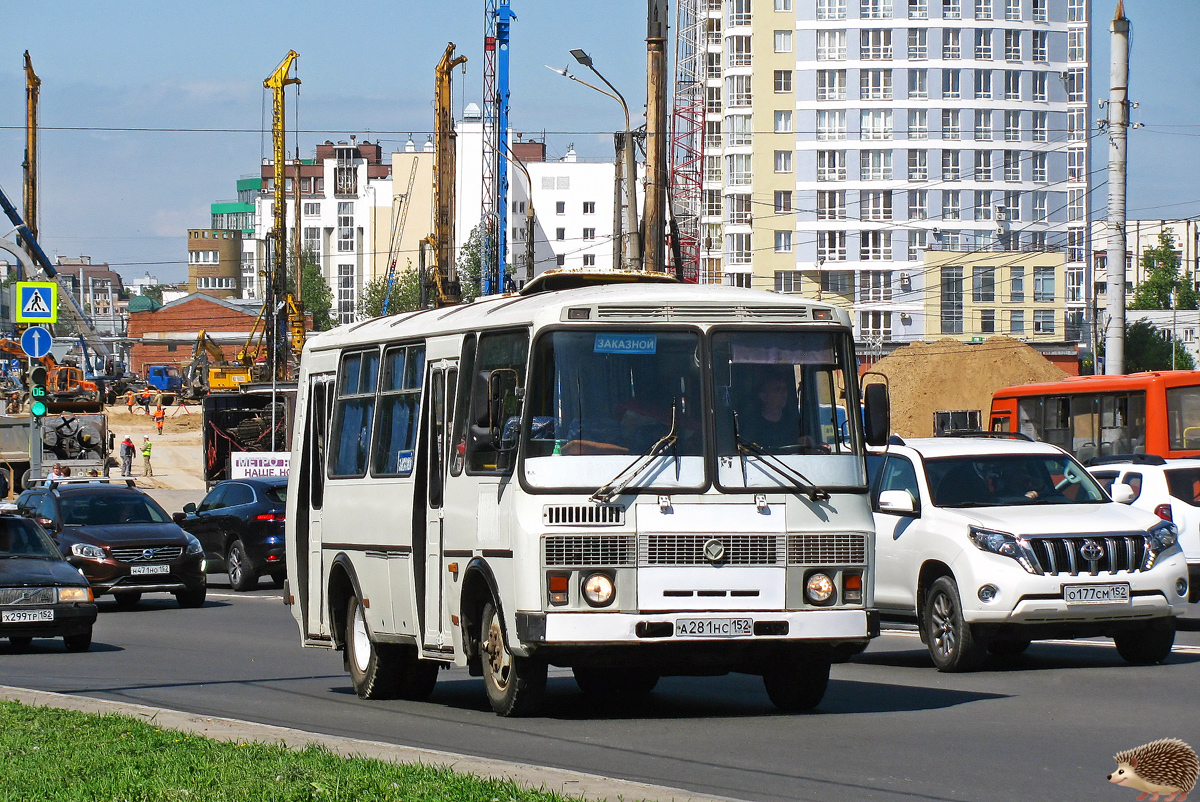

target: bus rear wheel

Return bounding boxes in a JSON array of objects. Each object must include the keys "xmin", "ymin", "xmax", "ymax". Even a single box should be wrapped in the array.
[{"xmin": 480, "ymin": 601, "xmax": 545, "ymax": 716}]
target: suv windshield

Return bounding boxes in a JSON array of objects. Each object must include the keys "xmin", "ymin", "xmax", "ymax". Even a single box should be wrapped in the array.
[
  {"xmin": 60, "ymin": 494, "xmax": 171, "ymax": 526},
  {"xmin": 0, "ymin": 519, "xmax": 59, "ymax": 559},
  {"xmin": 925, "ymin": 454, "xmax": 1107, "ymax": 507}
]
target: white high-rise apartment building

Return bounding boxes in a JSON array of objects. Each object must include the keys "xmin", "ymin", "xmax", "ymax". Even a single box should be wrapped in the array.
[{"xmin": 700, "ymin": 0, "xmax": 1090, "ymax": 342}]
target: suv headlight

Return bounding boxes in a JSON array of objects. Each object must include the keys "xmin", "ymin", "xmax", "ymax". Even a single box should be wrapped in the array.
[
  {"xmin": 968, "ymin": 526, "xmax": 1038, "ymax": 574},
  {"xmin": 1144, "ymin": 521, "xmax": 1180, "ymax": 570},
  {"xmin": 70, "ymin": 543, "xmax": 106, "ymax": 561},
  {"xmin": 185, "ymin": 534, "xmax": 203, "ymax": 556}
]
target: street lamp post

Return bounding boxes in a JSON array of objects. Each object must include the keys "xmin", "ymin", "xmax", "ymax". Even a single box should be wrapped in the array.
[{"xmin": 549, "ymin": 51, "xmax": 641, "ymax": 271}]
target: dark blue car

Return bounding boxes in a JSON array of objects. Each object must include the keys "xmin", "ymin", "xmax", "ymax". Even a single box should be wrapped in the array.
[{"xmin": 175, "ymin": 477, "xmax": 287, "ymax": 591}]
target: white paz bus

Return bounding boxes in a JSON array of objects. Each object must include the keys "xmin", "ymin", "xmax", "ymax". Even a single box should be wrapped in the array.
[{"xmin": 285, "ymin": 272, "xmax": 890, "ymax": 716}]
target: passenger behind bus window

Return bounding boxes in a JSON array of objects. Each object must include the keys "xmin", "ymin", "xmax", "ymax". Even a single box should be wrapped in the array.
[{"xmin": 738, "ymin": 371, "xmax": 800, "ymax": 451}]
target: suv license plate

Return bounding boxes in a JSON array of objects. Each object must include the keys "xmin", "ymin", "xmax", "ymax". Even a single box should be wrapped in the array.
[
  {"xmin": 2, "ymin": 609, "xmax": 54, "ymax": 623},
  {"xmin": 130, "ymin": 564, "xmax": 169, "ymax": 576},
  {"xmin": 1064, "ymin": 583, "xmax": 1130, "ymax": 605},
  {"xmin": 675, "ymin": 618, "xmax": 753, "ymax": 637}
]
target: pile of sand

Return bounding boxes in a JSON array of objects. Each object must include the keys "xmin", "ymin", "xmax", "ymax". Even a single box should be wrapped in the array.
[{"xmin": 869, "ymin": 336, "xmax": 1068, "ymax": 437}]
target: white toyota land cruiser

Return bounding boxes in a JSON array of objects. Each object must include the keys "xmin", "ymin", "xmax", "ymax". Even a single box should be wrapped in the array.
[{"xmin": 867, "ymin": 435, "xmax": 1189, "ymax": 672}]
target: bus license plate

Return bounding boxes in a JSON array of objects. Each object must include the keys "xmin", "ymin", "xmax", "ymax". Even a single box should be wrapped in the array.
[
  {"xmin": 675, "ymin": 618, "xmax": 753, "ymax": 637},
  {"xmin": 130, "ymin": 564, "xmax": 169, "ymax": 576},
  {"xmin": 2, "ymin": 609, "xmax": 54, "ymax": 623},
  {"xmin": 1063, "ymin": 583, "xmax": 1130, "ymax": 605}
]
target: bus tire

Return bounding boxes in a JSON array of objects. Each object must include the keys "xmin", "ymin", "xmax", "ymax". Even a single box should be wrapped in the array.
[
  {"xmin": 480, "ymin": 601, "xmax": 545, "ymax": 716},
  {"xmin": 345, "ymin": 596, "xmax": 401, "ymax": 699},
  {"xmin": 397, "ymin": 653, "xmax": 441, "ymax": 702},
  {"xmin": 762, "ymin": 653, "xmax": 831, "ymax": 712},
  {"xmin": 573, "ymin": 666, "xmax": 659, "ymax": 697}
]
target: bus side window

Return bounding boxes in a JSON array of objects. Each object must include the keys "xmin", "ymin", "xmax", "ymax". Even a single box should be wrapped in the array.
[
  {"xmin": 329, "ymin": 350, "xmax": 380, "ymax": 479},
  {"xmin": 466, "ymin": 330, "xmax": 529, "ymax": 474},
  {"xmin": 450, "ymin": 335, "xmax": 476, "ymax": 477}
]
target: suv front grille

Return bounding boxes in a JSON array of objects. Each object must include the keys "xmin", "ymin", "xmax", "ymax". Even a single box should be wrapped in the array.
[
  {"xmin": 109, "ymin": 545, "xmax": 184, "ymax": 563},
  {"xmin": 544, "ymin": 535, "xmax": 636, "ymax": 567},
  {"xmin": 0, "ymin": 587, "xmax": 55, "ymax": 605},
  {"xmin": 640, "ymin": 534, "xmax": 783, "ymax": 566},
  {"xmin": 1027, "ymin": 534, "xmax": 1148, "ymax": 575}
]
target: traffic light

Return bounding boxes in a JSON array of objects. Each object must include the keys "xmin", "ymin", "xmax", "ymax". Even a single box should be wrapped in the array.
[{"xmin": 28, "ymin": 365, "xmax": 47, "ymax": 419}]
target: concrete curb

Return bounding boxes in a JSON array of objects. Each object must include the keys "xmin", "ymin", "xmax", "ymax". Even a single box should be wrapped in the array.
[{"xmin": 0, "ymin": 685, "xmax": 737, "ymax": 802}]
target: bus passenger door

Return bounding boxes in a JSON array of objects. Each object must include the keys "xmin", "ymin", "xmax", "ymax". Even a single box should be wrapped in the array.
[
  {"xmin": 422, "ymin": 362, "xmax": 456, "ymax": 651},
  {"xmin": 303, "ymin": 374, "xmax": 334, "ymax": 638}
]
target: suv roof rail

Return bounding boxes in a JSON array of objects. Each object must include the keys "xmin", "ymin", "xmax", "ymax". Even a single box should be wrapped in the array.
[
  {"xmin": 1084, "ymin": 453, "xmax": 1167, "ymax": 467},
  {"xmin": 942, "ymin": 430, "xmax": 1034, "ymax": 442},
  {"xmin": 44, "ymin": 478, "xmax": 137, "ymax": 490}
]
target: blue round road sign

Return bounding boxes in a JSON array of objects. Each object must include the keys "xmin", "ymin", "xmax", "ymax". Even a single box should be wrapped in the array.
[{"xmin": 20, "ymin": 326, "xmax": 52, "ymax": 359}]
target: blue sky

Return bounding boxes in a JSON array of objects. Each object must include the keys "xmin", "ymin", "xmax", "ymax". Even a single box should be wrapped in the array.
[{"xmin": 0, "ymin": 0, "xmax": 1195, "ymax": 283}]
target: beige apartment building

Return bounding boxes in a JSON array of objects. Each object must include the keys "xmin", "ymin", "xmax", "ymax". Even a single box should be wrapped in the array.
[{"xmin": 186, "ymin": 229, "xmax": 243, "ymax": 300}]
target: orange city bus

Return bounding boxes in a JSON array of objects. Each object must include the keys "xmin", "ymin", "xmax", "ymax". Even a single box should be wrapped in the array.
[{"xmin": 989, "ymin": 371, "xmax": 1200, "ymax": 461}]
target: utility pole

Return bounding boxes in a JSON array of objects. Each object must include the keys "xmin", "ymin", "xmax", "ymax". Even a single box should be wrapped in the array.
[
  {"xmin": 1103, "ymin": 2, "xmax": 1130, "ymax": 375},
  {"xmin": 643, "ymin": 0, "xmax": 669, "ymax": 273},
  {"xmin": 612, "ymin": 133, "xmax": 624, "ymax": 270}
]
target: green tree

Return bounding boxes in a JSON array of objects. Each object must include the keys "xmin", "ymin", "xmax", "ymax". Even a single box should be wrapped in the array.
[
  {"xmin": 1129, "ymin": 231, "xmax": 1199, "ymax": 311},
  {"xmin": 1124, "ymin": 319, "xmax": 1196, "ymax": 372},
  {"xmin": 141, "ymin": 285, "xmax": 164, "ymax": 305},
  {"xmin": 455, "ymin": 223, "xmax": 490, "ymax": 303},
  {"xmin": 360, "ymin": 262, "xmax": 422, "ymax": 317},
  {"xmin": 287, "ymin": 250, "xmax": 334, "ymax": 331}
]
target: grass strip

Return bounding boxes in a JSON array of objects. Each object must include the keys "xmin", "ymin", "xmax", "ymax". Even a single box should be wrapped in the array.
[{"xmin": 0, "ymin": 700, "xmax": 581, "ymax": 802}]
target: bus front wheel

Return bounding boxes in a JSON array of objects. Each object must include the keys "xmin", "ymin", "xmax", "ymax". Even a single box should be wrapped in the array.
[
  {"xmin": 346, "ymin": 596, "xmax": 400, "ymax": 699},
  {"xmin": 480, "ymin": 601, "xmax": 546, "ymax": 716},
  {"xmin": 762, "ymin": 652, "xmax": 832, "ymax": 712}
]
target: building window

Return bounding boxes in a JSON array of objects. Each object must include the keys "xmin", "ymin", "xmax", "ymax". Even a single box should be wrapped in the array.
[
  {"xmin": 556, "ymin": 255, "xmax": 566, "ymax": 266},
  {"xmin": 1033, "ymin": 266, "xmax": 1055, "ymax": 302},
  {"xmin": 582, "ymin": 254, "xmax": 596, "ymax": 266},
  {"xmin": 908, "ymin": 0, "xmax": 928, "ymax": 18},
  {"xmin": 860, "ymin": 149, "xmax": 893, "ymax": 180},
  {"xmin": 303, "ymin": 202, "xmax": 320, "ymax": 216},
  {"xmin": 942, "ymin": 189, "xmax": 961, "ymax": 219},
  {"xmin": 706, "ymin": 85, "xmax": 722, "ymax": 113},
  {"xmin": 941, "ymin": 267, "xmax": 964, "ymax": 334},
  {"xmin": 822, "ymin": 270, "xmax": 853, "ymax": 292},
  {"xmin": 728, "ymin": 35, "xmax": 752, "ymax": 66},
  {"xmin": 861, "ymin": 69, "xmax": 893, "ymax": 100},
  {"xmin": 860, "ymin": 311, "xmax": 893, "ymax": 341},
  {"xmin": 979, "ymin": 309, "xmax": 996, "ymax": 334},
  {"xmin": 908, "ymin": 68, "xmax": 928, "ymax": 99},
  {"xmin": 774, "ymin": 30, "xmax": 793, "ymax": 52},
  {"xmin": 775, "ymin": 0, "xmax": 793, "ymax": 10},
  {"xmin": 818, "ymin": 231, "xmax": 847, "ymax": 261},
  {"xmin": 942, "ymin": 70, "xmax": 961, "ymax": 100},
  {"xmin": 726, "ymin": 194, "xmax": 753, "ymax": 225},
  {"xmin": 861, "ymin": 231, "xmax": 892, "ymax": 261},
  {"xmin": 817, "ymin": 0, "xmax": 847, "ymax": 19},
  {"xmin": 1033, "ymin": 191, "xmax": 1048, "ymax": 220},
  {"xmin": 703, "ymin": 189, "xmax": 723, "ymax": 217},
  {"xmin": 582, "ymin": 201, "xmax": 595, "ymax": 214},
  {"xmin": 817, "ymin": 70, "xmax": 847, "ymax": 100},
  {"xmin": 1068, "ymin": 188, "xmax": 1085, "ymax": 222},
  {"xmin": 727, "ymin": 74, "xmax": 753, "ymax": 106},
  {"xmin": 706, "ymin": 120, "xmax": 722, "ymax": 149},
  {"xmin": 942, "ymin": 108, "xmax": 961, "ymax": 138},
  {"xmin": 974, "ymin": 110, "xmax": 992, "ymax": 141},
  {"xmin": 1068, "ymin": 228, "xmax": 1085, "ymax": 263},
  {"xmin": 555, "ymin": 228, "xmax": 565, "ymax": 240},
  {"xmin": 860, "ymin": 270, "xmax": 893, "ymax": 302},
  {"xmin": 337, "ymin": 201, "xmax": 354, "ymax": 252},
  {"xmin": 943, "ymin": 28, "xmax": 961, "ymax": 59},
  {"xmin": 818, "ymin": 150, "xmax": 847, "ymax": 181},
  {"xmin": 774, "ymin": 231, "xmax": 793, "ymax": 252},
  {"xmin": 817, "ymin": 190, "xmax": 846, "ymax": 220},
  {"xmin": 861, "ymin": 109, "xmax": 893, "ymax": 139},
  {"xmin": 1003, "ymin": 70, "xmax": 1020, "ymax": 100},
  {"xmin": 727, "ymin": 114, "xmax": 752, "ymax": 146},
  {"xmin": 705, "ymin": 155, "xmax": 722, "ymax": 182},
  {"xmin": 861, "ymin": 190, "xmax": 893, "ymax": 221},
  {"xmin": 974, "ymin": 29, "xmax": 992, "ymax": 59},
  {"xmin": 1007, "ymin": 266, "xmax": 1024, "ymax": 301},
  {"xmin": 707, "ymin": 51, "xmax": 722, "ymax": 79},
  {"xmin": 1067, "ymin": 0, "xmax": 1085, "ymax": 22},
  {"xmin": 861, "ymin": 29, "xmax": 893, "ymax": 60},
  {"xmin": 1000, "ymin": 190, "xmax": 1020, "ymax": 221},
  {"xmin": 1004, "ymin": 0, "xmax": 1020, "ymax": 20},
  {"xmin": 1032, "ymin": 111, "xmax": 1048, "ymax": 142},
  {"xmin": 1067, "ymin": 147, "xmax": 1086, "ymax": 182},
  {"xmin": 909, "ymin": 189, "xmax": 929, "ymax": 219},
  {"xmin": 974, "ymin": 69, "xmax": 992, "ymax": 99},
  {"xmin": 908, "ymin": 149, "xmax": 928, "ymax": 180},
  {"xmin": 974, "ymin": 189, "xmax": 993, "ymax": 220},
  {"xmin": 973, "ymin": 266, "xmax": 996, "ymax": 302},
  {"xmin": 1034, "ymin": 310, "xmax": 1054, "ymax": 335},
  {"xmin": 1004, "ymin": 29, "xmax": 1021, "ymax": 60},
  {"xmin": 908, "ymin": 230, "xmax": 928, "ymax": 261},
  {"xmin": 726, "ymin": 154, "xmax": 752, "ymax": 185},
  {"xmin": 1004, "ymin": 110, "xmax": 1021, "ymax": 141},
  {"xmin": 726, "ymin": 233, "xmax": 752, "ymax": 264},
  {"xmin": 774, "ymin": 110, "xmax": 793, "ymax": 133},
  {"xmin": 1009, "ymin": 309, "xmax": 1025, "ymax": 334},
  {"xmin": 908, "ymin": 28, "xmax": 928, "ymax": 60},
  {"xmin": 775, "ymin": 271, "xmax": 802, "ymax": 293},
  {"xmin": 582, "ymin": 228, "xmax": 596, "ymax": 240},
  {"xmin": 773, "ymin": 150, "xmax": 793, "ymax": 173},
  {"xmin": 1065, "ymin": 68, "xmax": 1085, "ymax": 102},
  {"xmin": 728, "ymin": 0, "xmax": 751, "ymax": 25},
  {"xmin": 908, "ymin": 109, "xmax": 929, "ymax": 139},
  {"xmin": 817, "ymin": 30, "xmax": 847, "ymax": 60},
  {"xmin": 303, "ymin": 227, "xmax": 320, "ymax": 258},
  {"xmin": 976, "ymin": 0, "xmax": 992, "ymax": 20},
  {"xmin": 556, "ymin": 201, "xmax": 566, "ymax": 214},
  {"xmin": 337, "ymin": 263, "xmax": 356, "ymax": 324},
  {"xmin": 975, "ymin": 149, "xmax": 993, "ymax": 181},
  {"xmin": 862, "ymin": 0, "xmax": 893, "ymax": 18},
  {"xmin": 1032, "ymin": 71, "xmax": 1047, "ymax": 101},
  {"xmin": 1003, "ymin": 150, "xmax": 1021, "ymax": 182},
  {"xmin": 817, "ymin": 110, "xmax": 847, "ymax": 140},
  {"xmin": 773, "ymin": 70, "xmax": 793, "ymax": 93},
  {"xmin": 942, "ymin": 151, "xmax": 962, "ymax": 181},
  {"xmin": 943, "ymin": 0, "xmax": 961, "ymax": 18}
]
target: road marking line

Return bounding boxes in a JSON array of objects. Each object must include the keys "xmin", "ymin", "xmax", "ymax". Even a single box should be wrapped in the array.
[
  {"xmin": 878, "ymin": 629, "xmax": 1200, "ymax": 654},
  {"xmin": 206, "ymin": 592, "xmax": 284, "ymax": 601}
]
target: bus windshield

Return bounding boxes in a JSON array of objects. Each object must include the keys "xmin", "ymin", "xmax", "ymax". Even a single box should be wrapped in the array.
[{"xmin": 522, "ymin": 328, "xmax": 865, "ymax": 493}]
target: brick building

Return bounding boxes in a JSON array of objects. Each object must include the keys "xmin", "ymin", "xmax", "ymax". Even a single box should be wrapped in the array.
[{"xmin": 127, "ymin": 293, "xmax": 262, "ymax": 377}]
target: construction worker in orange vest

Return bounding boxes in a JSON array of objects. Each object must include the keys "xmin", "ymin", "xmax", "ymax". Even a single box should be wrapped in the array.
[
  {"xmin": 125, "ymin": 389, "xmax": 135, "ymax": 414},
  {"xmin": 153, "ymin": 404, "xmax": 165, "ymax": 434}
]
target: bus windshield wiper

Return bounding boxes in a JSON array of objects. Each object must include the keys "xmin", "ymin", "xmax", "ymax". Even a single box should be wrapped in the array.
[
  {"xmin": 731, "ymin": 412, "xmax": 830, "ymax": 502},
  {"xmin": 590, "ymin": 404, "xmax": 678, "ymax": 504}
]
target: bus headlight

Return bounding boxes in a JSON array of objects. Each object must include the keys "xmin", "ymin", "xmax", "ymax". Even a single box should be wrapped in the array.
[
  {"xmin": 582, "ymin": 573, "xmax": 615, "ymax": 607},
  {"xmin": 805, "ymin": 572, "xmax": 836, "ymax": 605}
]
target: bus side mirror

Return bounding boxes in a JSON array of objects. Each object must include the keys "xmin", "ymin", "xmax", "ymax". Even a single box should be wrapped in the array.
[{"xmin": 863, "ymin": 383, "xmax": 890, "ymax": 447}]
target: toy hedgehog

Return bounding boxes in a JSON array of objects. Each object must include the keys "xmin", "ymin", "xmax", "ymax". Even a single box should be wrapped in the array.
[{"xmin": 1108, "ymin": 739, "xmax": 1199, "ymax": 802}]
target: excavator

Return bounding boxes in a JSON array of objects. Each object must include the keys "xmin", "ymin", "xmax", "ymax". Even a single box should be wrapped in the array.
[
  {"xmin": 180, "ymin": 331, "xmax": 252, "ymax": 398},
  {"xmin": 0, "ymin": 338, "xmax": 103, "ymax": 413}
]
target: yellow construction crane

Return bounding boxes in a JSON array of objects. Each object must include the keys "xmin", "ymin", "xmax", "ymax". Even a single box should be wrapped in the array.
[
  {"xmin": 22, "ymin": 51, "xmax": 40, "ymax": 251},
  {"xmin": 264, "ymin": 51, "xmax": 304, "ymax": 379},
  {"xmin": 428, "ymin": 43, "xmax": 467, "ymax": 308}
]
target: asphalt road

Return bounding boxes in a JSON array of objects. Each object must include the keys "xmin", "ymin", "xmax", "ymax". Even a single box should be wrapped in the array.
[{"xmin": 2, "ymin": 578, "xmax": 1199, "ymax": 802}]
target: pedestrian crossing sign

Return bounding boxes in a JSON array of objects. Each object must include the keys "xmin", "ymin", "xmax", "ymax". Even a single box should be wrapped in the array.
[{"xmin": 15, "ymin": 282, "xmax": 57, "ymax": 323}]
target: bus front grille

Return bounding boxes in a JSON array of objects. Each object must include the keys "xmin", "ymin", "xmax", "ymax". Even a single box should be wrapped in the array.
[
  {"xmin": 1027, "ymin": 534, "xmax": 1148, "ymax": 575},
  {"xmin": 787, "ymin": 533, "xmax": 869, "ymax": 566},
  {"xmin": 640, "ymin": 534, "xmax": 784, "ymax": 566},
  {"xmin": 544, "ymin": 535, "xmax": 637, "ymax": 567},
  {"xmin": 542, "ymin": 505, "xmax": 625, "ymax": 526}
]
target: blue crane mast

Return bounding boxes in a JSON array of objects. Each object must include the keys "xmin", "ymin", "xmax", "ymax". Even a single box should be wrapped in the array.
[{"xmin": 482, "ymin": 0, "xmax": 515, "ymax": 296}]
